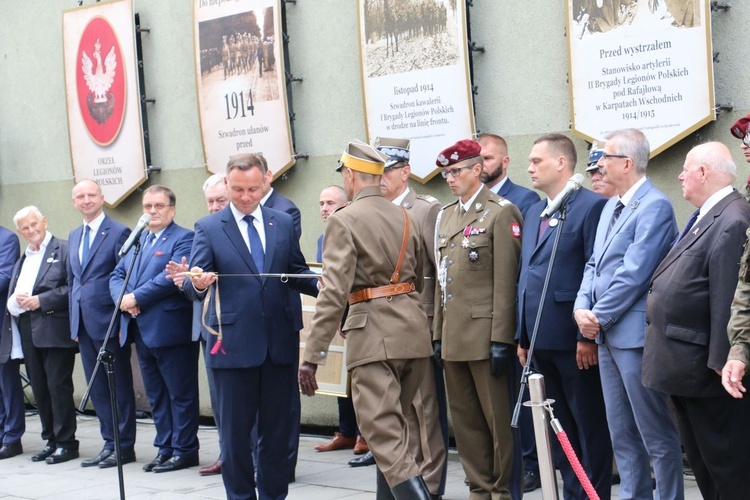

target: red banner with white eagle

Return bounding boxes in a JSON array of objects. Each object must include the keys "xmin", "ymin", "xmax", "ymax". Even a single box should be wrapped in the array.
[{"xmin": 63, "ymin": 0, "xmax": 147, "ymax": 207}]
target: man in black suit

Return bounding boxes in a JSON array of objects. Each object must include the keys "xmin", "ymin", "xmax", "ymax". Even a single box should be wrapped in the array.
[
  {"xmin": 68, "ymin": 179, "xmax": 136, "ymax": 469},
  {"xmin": 2, "ymin": 206, "xmax": 78, "ymax": 464},
  {"xmin": 643, "ymin": 142, "xmax": 750, "ymax": 499},
  {"xmin": 0, "ymin": 225, "xmax": 22, "ymax": 460}
]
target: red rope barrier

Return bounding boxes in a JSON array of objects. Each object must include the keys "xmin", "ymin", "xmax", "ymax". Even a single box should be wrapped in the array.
[{"xmin": 555, "ymin": 429, "xmax": 600, "ymax": 500}]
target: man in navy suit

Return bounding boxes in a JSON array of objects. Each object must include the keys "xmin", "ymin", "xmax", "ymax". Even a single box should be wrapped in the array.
[
  {"xmin": 3, "ymin": 207, "xmax": 78, "ymax": 464},
  {"xmin": 182, "ymin": 154, "xmax": 317, "ymax": 500},
  {"xmin": 110, "ymin": 185, "xmax": 197, "ymax": 473},
  {"xmin": 0, "ymin": 225, "xmax": 22, "ymax": 460},
  {"xmin": 644, "ymin": 142, "xmax": 750, "ymax": 499},
  {"xmin": 260, "ymin": 166, "xmax": 304, "ymax": 481},
  {"xmin": 478, "ymin": 133, "xmax": 540, "ymax": 218},
  {"xmin": 69, "ymin": 179, "xmax": 136, "ymax": 469},
  {"xmin": 516, "ymin": 134, "xmax": 611, "ymax": 499},
  {"xmin": 574, "ymin": 129, "xmax": 683, "ymax": 499}
]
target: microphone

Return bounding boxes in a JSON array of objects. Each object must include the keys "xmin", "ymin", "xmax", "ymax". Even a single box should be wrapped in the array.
[
  {"xmin": 540, "ymin": 173, "xmax": 585, "ymax": 220},
  {"xmin": 118, "ymin": 213, "xmax": 152, "ymax": 257}
]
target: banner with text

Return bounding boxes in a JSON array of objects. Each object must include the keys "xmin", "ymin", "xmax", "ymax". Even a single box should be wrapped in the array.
[
  {"xmin": 63, "ymin": 0, "xmax": 147, "ymax": 208},
  {"xmin": 194, "ymin": 0, "xmax": 295, "ymax": 177},
  {"xmin": 567, "ymin": 0, "xmax": 714, "ymax": 157},
  {"xmin": 358, "ymin": 0, "xmax": 475, "ymax": 182}
]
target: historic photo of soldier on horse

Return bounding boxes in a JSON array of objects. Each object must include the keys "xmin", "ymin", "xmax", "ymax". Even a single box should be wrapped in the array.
[
  {"xmin": 197, "ymin": 7, "xmax": 280, "ymax": 104},
  {"xmin": 571, "ymin": 0, "xmax": 700, "ymax": 37},
  {"xmin": 362, "ymin": 0, "xmax": 461, "ymax": 78}
]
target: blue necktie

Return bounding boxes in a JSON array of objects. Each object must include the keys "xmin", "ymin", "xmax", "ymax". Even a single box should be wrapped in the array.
[
  {"xmin": 81, "ymin": 225, "xmax": 91, "ymax": 266},
  {"xmin": 606, "ymin": 201, "xmax": 625, "ymax": 239},
  {"xmin": 677, "ymin": 210, "xmax": 700, "ymax": 243},
  {"xmin": 243, "ymin": 215, "xmax": 265, "ymax": 272}
]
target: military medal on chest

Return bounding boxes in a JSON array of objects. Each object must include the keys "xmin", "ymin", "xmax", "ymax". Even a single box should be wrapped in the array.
[{"xmin": 462, "ymin": 225, "xmax": 471, "ymax": 248}]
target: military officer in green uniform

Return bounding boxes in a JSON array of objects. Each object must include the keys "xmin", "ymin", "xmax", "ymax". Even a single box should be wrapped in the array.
[
  {"xmin": 723, "ymin": 228, "xmax": 750, "ymax": 398},
  {"xmin": 433, "ymin": 139, "xmax": 523, "ymax": 499}
]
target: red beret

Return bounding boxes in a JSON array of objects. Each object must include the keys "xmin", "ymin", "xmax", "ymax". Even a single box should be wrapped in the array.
[
  {"xmin": 435, "ymin": 139, "xmax": 482, "ymax": 168},
  {"xmin": 730, "ymin": 114, "xmax": 750, "ymax": 141}
]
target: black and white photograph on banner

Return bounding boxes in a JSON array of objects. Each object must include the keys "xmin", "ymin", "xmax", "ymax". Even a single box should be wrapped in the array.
[
  {"xmin": 194, "ymin": 0, "xmax": 294, "ymax": 176},
  {"xmin": 572, "ymin": 0, "xmax": 700, "ymax": 38},
  {"xmin": 362, "ymin": 0, "xmax": 459, "ymax": 78},
  {"xmin": 566, "ymin": 0, "xmax": 713, "ymax": 157},
  {"xmin": 358, "ymin": 0, "xmax": 474, "ymax": 182}
]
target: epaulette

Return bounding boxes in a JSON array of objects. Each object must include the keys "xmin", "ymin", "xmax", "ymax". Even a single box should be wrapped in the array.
[
  {"xmin": 417, "ymin": 194, "xmax": 439, "ymax": 204},
  {"xmin": 493, "ymin": 198, "xmax": 512, "ymax": 207},
  {"xmin": 440, "ymin": 200, "xmax": 458, "ymax": 211}
]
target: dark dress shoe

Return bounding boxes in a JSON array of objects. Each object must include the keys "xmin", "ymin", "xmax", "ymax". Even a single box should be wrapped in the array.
[
  {"xmin": 153, "ymin": 455, "xmax": 199, "ymax": 473},
  {"xmin": 0, "ymin": 442, "xmax": 23, "ymax": 460},
  {"xmin": 46, "ymin": 447, "xmax": 80, "ymax": 464},
  {"xmin": 198, "ymin": 460, "xmax": 222, "ymax": 476},
  {"xmin": 99, "ymin": 449, "xmax": 136, "ymax": 469},
  {"xmin": 523, "ymin": 469, "xmax": 541, "ymax": 492},
  {"xmin": 31, "ymin": 444, "xmax": 56, "ymax": 462},
  {"xmin": 348, "ymin": 450, "xmax": 376, "ymax": 467},
  {"xmin": 81, "ymin": 449, "xmax": 113, "ymax": 467},
  {"xmin": 143, "ymin": 454, "xmax": 172, "ymax": 472}
]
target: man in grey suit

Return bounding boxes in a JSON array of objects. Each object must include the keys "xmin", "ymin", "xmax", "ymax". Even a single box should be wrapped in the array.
[
  {"xmin": 574, "ymin": 128, "xmax": 683, "ymax": 499},
  {"xmin": 643, "ymin": 142, "xmax": 750, "ymax": 499}
]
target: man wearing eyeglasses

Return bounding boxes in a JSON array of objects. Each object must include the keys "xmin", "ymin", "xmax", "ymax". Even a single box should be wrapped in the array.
[
  {"xmin": 574, "ymin": 129, "xmax": 683, "ymax": 499},
  {"xmin": 110, "ymin": 185, "xmax": 198, "ymax": 473},
  {"xmin": 586, "ymin": 145, "xmax": 618, "ymax": 199},
  {"xmin": 433, "ymin": 139, "xmax": 523, "ymax": 499}
]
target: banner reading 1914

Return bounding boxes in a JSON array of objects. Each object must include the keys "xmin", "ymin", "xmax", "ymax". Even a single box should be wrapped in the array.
[
  {"xmin": 567, "ymin": 0, "xmax": 714, "ymax": 157},
  {"xmin": 194, "ymin": 0, "xmax": 294, "ymax": 176},
  {"xmin": 63, "ymin": 0, "xmax": 147, "ymax": 208},
  {"xmin": 358, "ymin": 0, "xmax": 475, "ymax": 182}
]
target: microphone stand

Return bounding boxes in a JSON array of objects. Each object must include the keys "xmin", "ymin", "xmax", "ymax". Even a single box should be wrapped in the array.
[
  {"xmin": 79, "ymin": 239, "xmax": 142, "ymax": 500},
  {"xmin": 511, "ymin": 201, "xmax": 570, "ymax": 428}
]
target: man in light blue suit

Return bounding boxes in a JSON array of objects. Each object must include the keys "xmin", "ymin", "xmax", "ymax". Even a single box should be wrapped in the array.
[
  {"xmin": 110, "ymin": 185, "xmax": 197, "ymax": 474},
  {"xmin": 574, "ymin": 129, "xmax": 683, "ymax": 499},
  {"xmin": 68, "ymin": 179, "xmax": 136, "ymax": 468},
  {"xmin": 182, "ymin": 154, "xmax": 317, "ymax": 500},
  {"xmin": 517, "ymin": 134, "xmax": 611, "ymax": 499}
]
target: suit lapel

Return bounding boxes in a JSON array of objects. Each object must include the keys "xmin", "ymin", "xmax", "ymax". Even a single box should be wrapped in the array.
[
  {"xmin": 70, "ymin": 226, "xmax": 83, "ymax": 274},
  {"xmin": 261, "ymin": 206, "xmax": 276, "ymax": 275},
  {"xmin": 33, "ymin": 237, "xmax": 59, "ymax": 292},
  {"xmin": 533, "ymin": 190, "xmax": 580, "ymax": 256},
  {"xmin": 600, "ymin": 180, "xmax": 652, "ymax": 257},
  {"xmin": 84, "ymin": 216, "xmax": 110, "ymax": 272},
  {"xmin": 652, "ymin": 191, "xmax": 740, "ymax": 279}
]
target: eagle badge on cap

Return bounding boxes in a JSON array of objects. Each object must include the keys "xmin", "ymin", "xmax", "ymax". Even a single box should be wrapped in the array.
[{"xmin": 437, "ymin": 154, "xmax": 449, "ymax": 166}]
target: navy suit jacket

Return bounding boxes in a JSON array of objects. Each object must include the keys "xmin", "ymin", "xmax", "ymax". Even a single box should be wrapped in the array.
[
  {"xmin": 1, "ymin": 236, "xmax": 73, "ymax": 358},
  {"xmin": 517, "ymin": 188, "xmax": 606, "ymax": 351},
  {"xmin": 185, "ymin": 204, "xmax": 317, "ymax": 369},
  {"xmin": 265, "ymin": 189, "xmax": 302, "ymax": 239},
  {"xmin": 68, "ymin": 215, "xmax": 130, "ymax": 341},
  {"xmin": 109, "ymin": 222, "xmax": 194, "ymax": 348},
  {"xmin": 575, "ymin": 179, "xmax": 677, "ymax": 348},
  {"xmin": 0, "ymin": 227, "xmax": 20, "ymax": 363},
  {"xmin": 497, "ymin": 178, "xmax": 541, "ymax": 219}
]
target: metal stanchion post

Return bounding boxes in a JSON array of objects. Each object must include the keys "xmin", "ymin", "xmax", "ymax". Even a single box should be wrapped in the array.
[{"xmin": 527, "ymin": 373, "xmax": 559, "ymax": 500}]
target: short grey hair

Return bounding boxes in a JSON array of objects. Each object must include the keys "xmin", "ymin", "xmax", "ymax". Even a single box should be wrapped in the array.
[
  {"xmin": 606, "ymin": 128, "xmax": 650, "ymax": 175},
  {"xmin": 202, "ymin": 174, "xmax": 226, "ymax": 193},
  {"xmin": 13, "ymin": 206, "xmax": 44, "ymax": 228}
]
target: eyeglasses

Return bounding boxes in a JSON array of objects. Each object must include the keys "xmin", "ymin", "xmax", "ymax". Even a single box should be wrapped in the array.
[
  {"xmin": 600, "ymin": 153, "xmax": 629, "ymax": 161},
  {"xmin": 441, "ymin": 165, "xmax": 474, "ymax": 179},
  {"xmin": 142, "ymin": 203, "xmax": 173, "ymax": 211}
]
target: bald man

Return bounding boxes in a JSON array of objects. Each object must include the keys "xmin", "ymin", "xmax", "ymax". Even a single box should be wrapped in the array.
[{"xmin": 643, "ymin": 142, "xmax": 750, "ymax": 500}]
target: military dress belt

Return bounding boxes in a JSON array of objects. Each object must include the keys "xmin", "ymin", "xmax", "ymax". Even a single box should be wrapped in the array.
[
  {"xmin": 348, "ymin": 207, "xmax": 413, "ymax": 306},
  {"xmin": 348, "ymin": 282, "xmax": 416, "ymax": 305}
]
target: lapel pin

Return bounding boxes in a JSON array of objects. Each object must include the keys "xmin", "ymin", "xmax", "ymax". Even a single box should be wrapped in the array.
[
  {"xmin": 630, "ymin": 200, "xmax": 639, "ymax": 210},
  {"xmin": 549, "ymin": 219, "xmax": 559, "ymax": 227}
]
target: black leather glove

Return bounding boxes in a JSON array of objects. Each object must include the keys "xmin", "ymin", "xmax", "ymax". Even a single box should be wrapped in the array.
[
  {"xmin": 433, "ymin": 341, "xmax": 443, "ymax": 368},
  {"xmin": 490, "ymin": 342, "xmax": 513, "ymax": 378}
]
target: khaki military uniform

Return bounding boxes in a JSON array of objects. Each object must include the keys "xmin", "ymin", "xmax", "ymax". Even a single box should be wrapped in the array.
[
  {"xmin": 304, "ymin": 185, "xmax": 433, "ymax": 487},
  {"xmin": 399, "ymin": 188, "xmax": 447, "ymax": 495},
  {"xmin": 433, "ymin": 185, "xmax": 522, "ymax": 500},
  {"xmin": 728, "ymin": 228, "xmax": 750, "ymax": 366}
]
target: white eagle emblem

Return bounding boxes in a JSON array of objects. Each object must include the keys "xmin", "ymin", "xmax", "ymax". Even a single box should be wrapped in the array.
[{"xmin": 82, "ymin": 38, "xmax": 117, "ymax": 104}]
